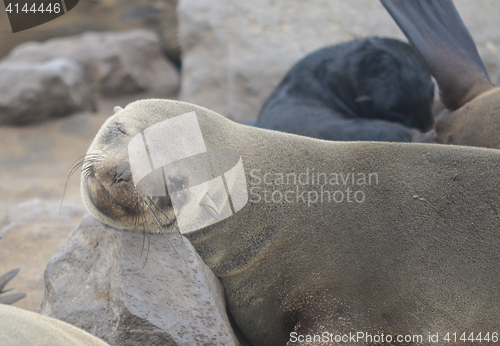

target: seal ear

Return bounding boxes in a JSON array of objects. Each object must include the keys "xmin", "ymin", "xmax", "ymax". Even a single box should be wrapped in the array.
[{"xmin": 380, "ymin": 0, "xmax": 494, "ymax": 111}]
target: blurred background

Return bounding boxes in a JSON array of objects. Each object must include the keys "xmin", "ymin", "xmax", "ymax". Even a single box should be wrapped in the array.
[{"xmin": 0, "ymin": 0, "xmax": 499, "ymax": 312}]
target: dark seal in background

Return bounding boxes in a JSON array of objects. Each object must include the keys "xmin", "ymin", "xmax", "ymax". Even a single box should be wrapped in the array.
[{"xmin": 256, "ymin": 37, "xmax": 435, "ymax": 142}]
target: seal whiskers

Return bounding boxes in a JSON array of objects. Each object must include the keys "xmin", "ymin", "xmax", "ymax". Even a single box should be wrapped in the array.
[
  {"xmin": 146, "ymin": 196, "xmax": 180, "ymax": 234},
  {"xmin": 60, "ymin": 153, "xmax": 103, "ymax": 212},
  {"xmin": 143, "ymin": 197, "xmax": 188, "ymax": 273},
  {"xmin": 136, "ymin": 199, "xmax": 149, "ymax": 259}
]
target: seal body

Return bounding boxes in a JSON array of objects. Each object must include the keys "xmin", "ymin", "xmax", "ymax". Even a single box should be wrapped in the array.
[
  {"xmin": 256, "ymin": 37, "xmax": 435, "ymax": 142},
  {"xmin": 83, "ymin": 99, "xmax": 500, "ymax": 346},
  {"xmin": 0, "ymin": 304, "xmax": 109, "ymax": 346}
]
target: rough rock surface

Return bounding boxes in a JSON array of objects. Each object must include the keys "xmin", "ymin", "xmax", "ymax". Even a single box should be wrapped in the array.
[
  {"xmin": 3, "ymin": 30, "xmax": 180, "ymax": 97},
  {"xmin": 0, "ymin": 199, "xmax": 87, "ymax": 311},
  {"xmin": 39, "ymin": 214, "xmax": 240, "ymax": 346},
  {"xmin": 0, "ymin": 58, "xmax": 96, "ymax": 125},
  {"xmin": 178, "ymin": 0, "xmax": 500, "ymax": 122}
]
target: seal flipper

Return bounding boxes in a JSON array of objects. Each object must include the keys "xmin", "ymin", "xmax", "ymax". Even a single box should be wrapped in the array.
[
  {"xmin": 0, "ymin": 268, "xmax": 20, "ymax": 293},
  {"xmin": 0, "ymin": 268, "xmax": 26, "ymax": 305},
  {"xmin": 381, "ymin": 0, "xmax": 494, "ymax": 111},
  {"xmin": 0, "ymin": 292, "xmax": 27, "ymax": 305}
]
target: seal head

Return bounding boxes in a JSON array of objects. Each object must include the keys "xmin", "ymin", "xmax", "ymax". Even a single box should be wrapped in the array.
[{"xmin": 81, "ymin": 102, "xmax": 176, "ymax": 232}]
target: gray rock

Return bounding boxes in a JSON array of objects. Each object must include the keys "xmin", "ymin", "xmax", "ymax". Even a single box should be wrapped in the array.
[
  {"xmin": 39, "ymin": 214, "xmax": 240, "ymax": 346},
  {"xmin": 0, "ymin": 0, "xmax": 179, "ymax": 66},
  {"xmin": 0, "ymin": 58, "xmax": 96, "ymax": 125},
  {"xmin": 177, "ymin": 0, "xmax": 500, "ymax": 122},
  {"xmin": 0, "ymin": 198, "xmax": 87, "ymax": 237},
  {"xmin": 3, "ymin": 30, "xmax": 180, "ymax": 97}
]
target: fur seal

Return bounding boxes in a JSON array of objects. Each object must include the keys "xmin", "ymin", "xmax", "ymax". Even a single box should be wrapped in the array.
[
  {"xmin": 0, "ymin": 304, "xmax": 110, "ymax": 346},
  {"xmin": 255, "ymin": 37, "xmax": 435, "ymax": 142},
  {"xmin": 82, "ymin": 99, "xmax": 500, "ymax": 346},
  {"xmin": 382, "ymin": 0, "xmax": 500, "ymax": 149}
]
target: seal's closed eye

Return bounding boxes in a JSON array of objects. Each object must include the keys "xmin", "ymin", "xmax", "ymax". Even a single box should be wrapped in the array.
[{"xmin": 114, "ymin": 123, "xmax": 127, "ymax": 136}]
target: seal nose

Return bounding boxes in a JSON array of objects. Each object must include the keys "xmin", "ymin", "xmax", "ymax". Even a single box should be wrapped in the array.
[{"xmin": 115, "ymin": 162, "xmax": 132, "ymax": 183}]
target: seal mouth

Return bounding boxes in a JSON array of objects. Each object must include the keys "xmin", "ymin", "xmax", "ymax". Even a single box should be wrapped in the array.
[{"xmin": 82, "ymin": 154, "xmax": 178, "ymax": 233}]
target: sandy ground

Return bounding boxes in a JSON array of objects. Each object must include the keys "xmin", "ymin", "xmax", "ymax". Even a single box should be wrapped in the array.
[{"xmin": 0, "ymin": 92, "xmax": 177, "ymax": 311}]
